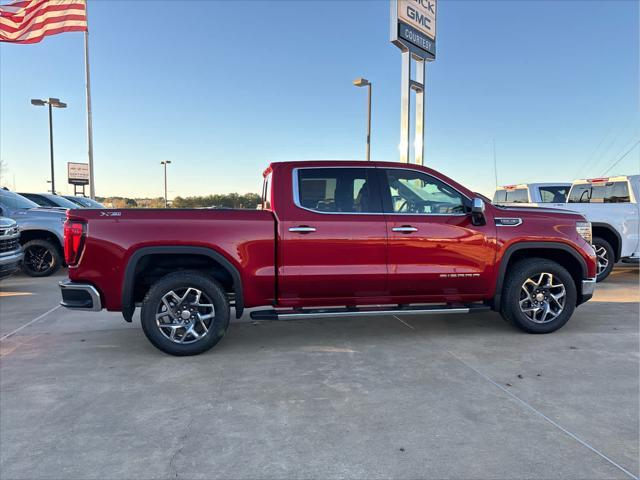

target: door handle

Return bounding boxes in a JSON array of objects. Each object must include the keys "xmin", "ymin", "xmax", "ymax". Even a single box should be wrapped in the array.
[
  {"xmin": 289, "ymin": 226, "xmax": 316, "ymax": 233},
  {"xmin": 392, "ymin": 225, "xmax": 418, "ymax": 233}
]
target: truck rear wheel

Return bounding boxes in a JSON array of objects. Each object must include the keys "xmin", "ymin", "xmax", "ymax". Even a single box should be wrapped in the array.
[
  {"xmin": 500, "ymin": 258, "xmax": 576, "ymax": 334},
  {"xmin": 21, "ymin": 239, "xmax": 62, "ymax": 277},
  {"xmin": 140, "ymin": 271, "xmax": 230, "ymax": 356},
  {"xmin": 592, "ymin": 236, "xmax": 614, "ymax": 282}
]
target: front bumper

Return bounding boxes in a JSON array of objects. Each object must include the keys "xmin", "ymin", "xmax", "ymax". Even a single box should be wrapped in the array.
[
  {"xmin": 0, "ymin": 250, "xmax": 23, "ymax": 278},
  {"xmin": 59, "ymin": 281, "xmax": 102, "ymax": 311},
  {"xmin": 578, "ymin": 277, "xmax": 597, "ymax": 305}
]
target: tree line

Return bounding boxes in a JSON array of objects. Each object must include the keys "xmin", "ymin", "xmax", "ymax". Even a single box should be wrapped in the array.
[{"xmin": 97, "ymin": 193, "xmax": 261, "ymax": 209}]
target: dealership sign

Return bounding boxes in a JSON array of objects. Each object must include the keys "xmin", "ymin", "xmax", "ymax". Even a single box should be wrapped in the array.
[
  {"xmin": 68, "ymin": 162, "xmax": 90, "ymax": 186},
  {"xmin": 391, "ymin": 0, "xmax": 436, "ymax": 60}
]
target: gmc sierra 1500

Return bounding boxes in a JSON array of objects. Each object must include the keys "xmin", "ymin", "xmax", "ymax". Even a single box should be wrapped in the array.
[{"xmin": 59, "ymin": 161, "xmax": 597, "ymax": 356}]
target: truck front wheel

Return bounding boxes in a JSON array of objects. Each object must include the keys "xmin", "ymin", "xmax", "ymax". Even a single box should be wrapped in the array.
[
  {"xmin": 140, "ymin": 271, "xmax": 230, "ymax": 356},
  {"xmin": 500, "ymin": 258, "xmax": 577, "ymax": 334}
]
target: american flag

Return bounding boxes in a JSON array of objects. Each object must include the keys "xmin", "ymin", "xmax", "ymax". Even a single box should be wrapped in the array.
[{"xmin": 0, "ymin": 0, "xmax": 87, "ymax": 44}]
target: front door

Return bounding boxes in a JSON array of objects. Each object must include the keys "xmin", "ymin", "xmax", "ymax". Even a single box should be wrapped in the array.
[
  {"xmin": 380, "ymin": 168, "xmax": 496, "ymax": 302},
  {"xmin": 279, "ymin": 167, "xmax": 388, "ymax": 306}
]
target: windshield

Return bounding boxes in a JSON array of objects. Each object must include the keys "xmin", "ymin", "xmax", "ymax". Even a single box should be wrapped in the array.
[{"xmin": 0, "ymin": 189, "xmax": 39, "ymax": 210}]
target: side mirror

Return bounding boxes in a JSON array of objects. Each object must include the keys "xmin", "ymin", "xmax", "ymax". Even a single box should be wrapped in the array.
[{"xmin": 471, "ymin": 198, "xmax": 486, "ymax": 226}]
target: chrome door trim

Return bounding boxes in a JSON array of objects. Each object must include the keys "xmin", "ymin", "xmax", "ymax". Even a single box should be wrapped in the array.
[
  {"xmin": 392, "ymin": 226, "xmax": 418, "ymax": 232},
  {"xmin": 288, "ymin": 226, "xmax": 316, "ymax": 233}
]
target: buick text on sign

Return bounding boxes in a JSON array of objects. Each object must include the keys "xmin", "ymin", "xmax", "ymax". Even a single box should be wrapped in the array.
[{"xmin": 398, "ymin": 0, "xmax": 436, "ymax": 41}]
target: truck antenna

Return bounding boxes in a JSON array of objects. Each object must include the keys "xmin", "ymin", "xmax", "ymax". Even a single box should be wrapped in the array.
[{"xmin": 493, "ymin": 138, "xmax": 498, "ymax": 189}]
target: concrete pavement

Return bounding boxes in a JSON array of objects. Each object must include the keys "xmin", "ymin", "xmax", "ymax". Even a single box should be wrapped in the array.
[{"xmin": 0, "ymin": 267, "xmax": 638, "ymax": 479}]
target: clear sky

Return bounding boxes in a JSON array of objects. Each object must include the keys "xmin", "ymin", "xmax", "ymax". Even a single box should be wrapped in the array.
[{"xmin": 1, "ymin": 0, "xmax": 638, "ymax": 199}]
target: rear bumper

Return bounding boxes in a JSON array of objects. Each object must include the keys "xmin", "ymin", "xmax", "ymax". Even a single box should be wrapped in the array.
[
  {"xmin": 578, "ymin": 277, "xmax": 597, "ymax": 305},
  {"xmin": 59, "ymin": 281, "xmax": 102, "ymax": 311}
]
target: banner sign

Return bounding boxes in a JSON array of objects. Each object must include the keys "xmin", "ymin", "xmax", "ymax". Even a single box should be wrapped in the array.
[
  {"xmin": 68, "ymin": 162, "xmax": 90, "ymax": 186},
  {"xmin": 391, "ymin": 0, "xmax": 437, "ymax": 60}
]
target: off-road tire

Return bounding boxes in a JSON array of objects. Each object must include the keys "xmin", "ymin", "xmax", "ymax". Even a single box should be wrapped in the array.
[
  {"xmin": 140, "ymin": 271, "xmax": 230, "ymax": 356},
  {"xmin": 500, "ymin": 258, "xmax": 576, "ymax": 334},
  {"xmin": 592, "ymin": 237, "xmax": 614, "ymax": 282},
  {"xmin": 21, "ymin": 239, "xmax": 62, "ymax": 277}
]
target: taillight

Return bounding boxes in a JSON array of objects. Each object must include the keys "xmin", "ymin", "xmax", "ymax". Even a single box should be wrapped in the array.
[{"xmin": 64, "ymin": 220, "xmax": 86, "ymax": 266}]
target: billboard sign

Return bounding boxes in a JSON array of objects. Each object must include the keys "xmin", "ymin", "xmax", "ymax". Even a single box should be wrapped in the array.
[
  {"xmin": 68, "ymin": 162, "xmax": 90, "ymax": 186},
  {"xmin": 391, "ymin": 0, "xmax": 436, "ymax": 60}
]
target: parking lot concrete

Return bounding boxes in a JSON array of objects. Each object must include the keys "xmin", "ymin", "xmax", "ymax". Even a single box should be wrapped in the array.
[{"xmin": 1, "ymin": 267, "xmax": 638, "ymax": 480}]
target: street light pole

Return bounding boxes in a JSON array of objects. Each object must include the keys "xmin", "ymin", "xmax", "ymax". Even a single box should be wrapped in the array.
[
  {"xmin": 48, "ymin": 102, "xmax": 55, "ymax": 194},
  {"xmin": 353, "ymin": 78, "xmax": 372, "ymax": 161},
  {"xmin": 31, "ymin": 97, "xmax": 67, "ymax": 194},
  {"xmin": 161, "ymin": 161, "xmax": 172, "ymax": 208}
]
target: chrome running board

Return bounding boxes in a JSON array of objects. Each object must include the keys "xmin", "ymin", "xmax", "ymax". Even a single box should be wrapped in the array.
[{"xmin": 250, "ymin": 304, "xmax": 490, "ymax": 321}]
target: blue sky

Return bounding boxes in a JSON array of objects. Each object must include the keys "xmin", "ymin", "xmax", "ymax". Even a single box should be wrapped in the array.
[{"xmin": 1, "ymin": 0, "xmax": 638, "ymax": 198}]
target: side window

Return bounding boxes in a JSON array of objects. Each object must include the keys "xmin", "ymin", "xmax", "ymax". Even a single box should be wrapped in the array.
[
  {"xmin": 296, "ymin": 168, "xmax": 381, "ymax": 213},
  {"xmin": 568, "ymin": 184, "xmax": 591, "ymax": 203},
  {"xmin": 605, "ymin": 182, "xmax": 630, "ymax": 203},
  {"xmin": 384, "ymin": 169, "xmax": 465, "ymax": 214}
]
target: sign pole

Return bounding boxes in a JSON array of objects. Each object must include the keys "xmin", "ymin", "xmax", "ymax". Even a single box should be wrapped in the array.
[
  {"xmin": 414, "ymin": 57, "xmax": 425, "ymax": 165},
  {"xmin": 391, "ymin": 0, "xmax": 436, "ymax": 165},
  {"xmin": 84, "ymin": 1, "xmax": 96, "ymax": 199},
  {"xmin": 399, "ymin": 50, "xmax": 411, "ymax": 163}
]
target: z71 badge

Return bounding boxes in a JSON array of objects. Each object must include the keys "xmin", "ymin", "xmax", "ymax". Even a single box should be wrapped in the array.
[{"xmin": 100, "ymin": 211, "xmax": 122, "ymax": 217}]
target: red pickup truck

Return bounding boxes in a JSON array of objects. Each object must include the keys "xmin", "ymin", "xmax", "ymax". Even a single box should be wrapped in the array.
[{"xmin": 60, "ymin": 161, "xmax": 597, "ymax": 356}]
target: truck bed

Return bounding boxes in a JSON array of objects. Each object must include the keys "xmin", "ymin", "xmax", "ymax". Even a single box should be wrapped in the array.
[{"xmin": 67, "ymin": 208, "xmax": 277, "ymax": 311}]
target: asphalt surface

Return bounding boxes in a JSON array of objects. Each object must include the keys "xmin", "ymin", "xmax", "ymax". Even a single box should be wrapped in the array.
[{"xmin": 0, "ymin": 266, "xmax": 638, "ymax": 480}]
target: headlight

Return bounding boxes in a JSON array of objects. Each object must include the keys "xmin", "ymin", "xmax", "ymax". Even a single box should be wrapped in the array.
[{"xmin": 576, "ymin": 221, "xmax": 592, "ymax": 243}]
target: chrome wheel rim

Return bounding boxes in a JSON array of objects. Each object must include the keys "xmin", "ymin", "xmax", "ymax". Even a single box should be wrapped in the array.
[
  {"xmin": 519, "ymin": 272, "xmax": 566, "ymax": 324},
  {"xmin": 155, "ymin": 288, "xmax": 215, "ymax": 344},
  {"xmin": 24, "ymin": 246, "xmax": 54, "ymax": 273},
  {"xmin": 594, "ymin": 245, "xmax": 609, "ymax": 276}
]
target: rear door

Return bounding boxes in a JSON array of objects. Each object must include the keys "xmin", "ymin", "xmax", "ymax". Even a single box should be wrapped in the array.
[
  {"xmin": 278, "ymin": 167, "xmax": 388, "ymax": 304},
  {"xmin": 380, "ymin": 167, "xmax": 496, "ymax": 301}
]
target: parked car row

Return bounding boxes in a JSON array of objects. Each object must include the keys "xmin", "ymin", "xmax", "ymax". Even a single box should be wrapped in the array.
[
  {"xmin": 0, "ymin": 189, "xmax": 104, "ymax": 279},
  {"xmin": 493, "ymin": 175, "xmax": 640, "ymax": 281}
]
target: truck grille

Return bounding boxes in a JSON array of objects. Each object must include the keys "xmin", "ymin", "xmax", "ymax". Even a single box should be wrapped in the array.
[{"xmin": 0, "ymin": 237, "xmax": 20, "ymax": 253}]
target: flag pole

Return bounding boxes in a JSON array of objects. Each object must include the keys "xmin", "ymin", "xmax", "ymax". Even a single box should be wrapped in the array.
[{"xmin": 84, "ymin": 0, "xmax": 95, "ymax": 199}]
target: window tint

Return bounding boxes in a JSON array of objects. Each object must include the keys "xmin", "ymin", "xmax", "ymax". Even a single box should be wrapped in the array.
[
  {"xmin": 568, "ymin": 182, "xmax": 630, "ymax": 203},
  {"xmin": 262, "ymin": 173, "xmax": 272, "ymax": 210},
  {"xmin": 493, "ymin": 190, "xmax": 506, "ymax": 203},
  {"xmin": 539, "ymin": 186, "xmax": 569, "ymax": 203},
  {"xmin": 0, "ymin": 190, "xmax": 39, "ymax": 210},
  {"xmin": 296, "ymin": 168, "xmax": 380, "ymax": 213},
  {"xmin": 504, "ymin": 188, "xmax": 529, "ymax": 203},
  {"xmin": 21, "ymin": 194, "xmax": 56, "ymax": 207},
  {"xmin": 384, "ymin": 169, "xmax": 465, "ymax": 214}
]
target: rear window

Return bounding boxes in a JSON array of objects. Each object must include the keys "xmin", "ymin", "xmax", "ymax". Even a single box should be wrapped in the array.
[
  {"xmin": 296, "ymin": 168, "xmax": 381, "ymax": 213},
  {"xmin": 539, "ymin": 186, "xmax": 570, "ymax": 203},
  {"xmin": 568, "ymin": 181, "xmax": 630, "ymax": 203},
  {"xmin": 494, "ymin": 188, "xmax": 528, "ymax": 203}
]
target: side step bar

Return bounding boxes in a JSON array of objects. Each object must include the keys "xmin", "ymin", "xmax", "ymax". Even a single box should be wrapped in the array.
[{"xmin": 250, "ymin": 304, "xmax": 490, "ymax": 321}]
